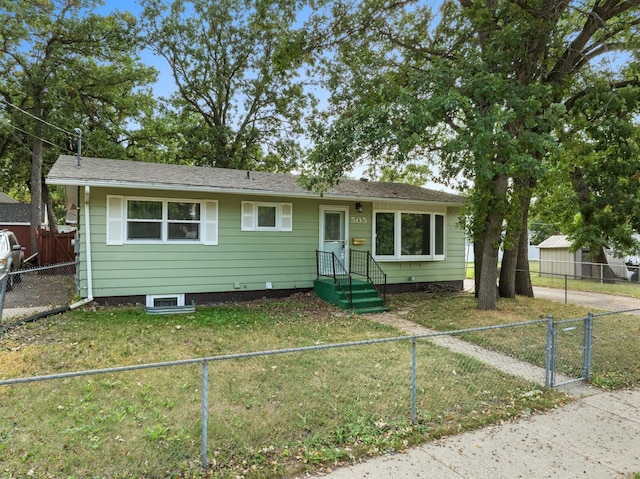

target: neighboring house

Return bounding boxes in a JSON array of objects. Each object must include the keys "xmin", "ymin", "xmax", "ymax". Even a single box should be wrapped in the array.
[
  {"xmin": 0, "ymin": 193, "xmax": 34, "ymax": 257},
  {"xmin": 46, "ymin": 155, "xmax": 466, "ymax": 310}
]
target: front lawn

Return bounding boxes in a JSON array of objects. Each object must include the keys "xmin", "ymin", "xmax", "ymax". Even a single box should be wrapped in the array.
[
  {"xmin": 2, "ymin": 291, "xmax": 635, "ymax": 478},
  {"xmin": 395, "ymin": 293, "xmax": 640, "ymax": 389}
]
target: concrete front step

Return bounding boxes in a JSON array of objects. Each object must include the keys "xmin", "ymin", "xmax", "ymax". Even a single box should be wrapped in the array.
[{"xmin": 314, "ymin": 278, "xmax": 388, "ymax": 314}]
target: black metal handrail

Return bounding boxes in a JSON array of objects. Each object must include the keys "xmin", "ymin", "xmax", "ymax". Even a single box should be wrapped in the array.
[
  {"xmin": 350, "ymin": 249, "xmax": 387, "ymax": 305},
  {"xmin": 316, "ymin": 250, "xmax": 353, "ymax": 309}
]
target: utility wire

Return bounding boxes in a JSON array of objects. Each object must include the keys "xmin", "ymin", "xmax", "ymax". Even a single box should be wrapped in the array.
[
  {"xmin": 0, "ymin": 118, "xmax": 74, "ymax": 153},
  {"xmin": 0, "ymin": 98, "xmax": 79, "ymax": 137}
]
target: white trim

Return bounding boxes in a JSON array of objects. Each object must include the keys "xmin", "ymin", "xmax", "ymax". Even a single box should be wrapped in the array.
[
  {"xmin": 109, "ymin": 196, "xmax": 218, "ymax": 245},
  {"xmin": 319, "ymin": 205, "xmax": 350, "ymax": 270},
  {"xmin": 145, "ymin": 294, "xmax": 185, "ymax": 308},
  {"xmin": 241, "ymin": 201, "xmax": 293, "ymax": 232},
  {"xmin": 372, "ymin": 210, "xmax": 446, "ymax": 261}
]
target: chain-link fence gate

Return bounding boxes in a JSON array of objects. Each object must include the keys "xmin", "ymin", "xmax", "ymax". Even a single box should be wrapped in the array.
[
  {"xmin": 0, "ymin": 262, "xmax": 76, "ymax": 329},
  {"xmin": 547, "ymin": 314, "xmax": 593, "ymax": 387}
]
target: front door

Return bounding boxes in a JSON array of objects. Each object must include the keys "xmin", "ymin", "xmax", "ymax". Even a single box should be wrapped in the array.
[{"xmin": 320, "ymin": 207, "xmax": 349, "ymax": 273}]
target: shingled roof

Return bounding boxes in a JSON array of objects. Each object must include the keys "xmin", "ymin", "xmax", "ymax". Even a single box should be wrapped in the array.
[
  {"xmin": 47, "ymin": 155, "xmax": 465, "ymax": 205},
  {"xmin": 537, "ymin": 234, "xmax": 571, "ymax": 249},
  {"xmin": 0, "ymin": 203, "xmax": 30, "ymax": 223},
  {"xmin": 0, "ymin": 192, "xmax": 18, "ymax": 204}
]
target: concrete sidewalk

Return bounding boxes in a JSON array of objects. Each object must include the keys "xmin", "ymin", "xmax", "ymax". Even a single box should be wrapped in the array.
[
  {"xmin": 309, "ymin": 388, "xmax": 640, "ymax": 478},
  {"xmin": 308, "ymin": 283, "xmax": 640, "ymax": 478}
]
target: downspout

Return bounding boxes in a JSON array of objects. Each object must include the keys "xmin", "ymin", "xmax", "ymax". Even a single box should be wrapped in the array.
[{"xmin": 69, "ymin": 185, "xmax": 93, "ymax": 309}]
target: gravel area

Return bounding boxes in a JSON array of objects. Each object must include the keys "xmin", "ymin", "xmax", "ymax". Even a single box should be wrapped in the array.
[{"xmin": 2, "ymin": 270, "xmax": 75, "ymax": 309}]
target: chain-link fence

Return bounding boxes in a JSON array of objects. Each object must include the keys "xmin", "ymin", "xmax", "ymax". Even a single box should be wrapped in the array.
[
  {"xmin": 0, "ymin": 261, "xmax": 76, "ymax": 325},
  {"xmin": 1, "ymin": 269, "xmax": 638, "ymax": 478},
  {"xmin": 0, "ymin": 317, "xmax": 586, "ymax": 478}
]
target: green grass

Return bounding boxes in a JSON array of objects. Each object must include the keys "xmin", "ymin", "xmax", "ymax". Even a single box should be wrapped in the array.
[
  {"xmin": 395, "ymin": 292, "xmax": 640, "ymax": 389},
  {"xmin": 1, "ymin": 290, "xmax": 635, "ymax": 478},
  {"xmin": 467, "ymin": 260, "xmax": 640, "ymax": 299},
  {"xmin": 530, "ymin": 273, "xmax": 640, "ymax": 299}
]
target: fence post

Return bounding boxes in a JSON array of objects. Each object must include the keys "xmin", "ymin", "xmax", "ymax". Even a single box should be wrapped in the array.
[
  {"xmin": 564, "ymin": 275, "xmax": 568, "ymax": 304},
  {"xmin": 411, "ymin": 337, "xmax": 417, "ymax": 423},
  {"xmin": 582, "ymin": 312, "xmax": 593, "ymax": 381},
  {"xmin": 0, "ymin": 274, "xmax": 6, "ymax": 320},
  {"xmin": 600, "ymin": 264, "xmax": 603, "ymax": 284},
  {"xmin": 201, "ymin": 360, "xmax": 209, "ymax": 470},
  {"xmin": 545, "ymin": 315, "xmax": 554, "ymax": 388}
]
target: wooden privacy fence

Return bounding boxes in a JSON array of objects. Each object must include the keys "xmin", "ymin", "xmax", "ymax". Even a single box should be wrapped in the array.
[{"xmin": 36, "ymin": 229, "xmax": 75, "ymax": 265}]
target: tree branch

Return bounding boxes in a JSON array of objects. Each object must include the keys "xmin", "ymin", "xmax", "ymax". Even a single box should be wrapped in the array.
[
  {"xmin": 547, "ymin": 0, "xmax": 640, "ymax": 83},
  {"xmin": 564, "ymin": 76, "xmax": 640, "ymax": 111}
]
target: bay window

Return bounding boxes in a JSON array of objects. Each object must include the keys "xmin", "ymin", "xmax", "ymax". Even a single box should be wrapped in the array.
[{"xmin": 374, "ymin": 210, "xmax": 445, "ymax": 260}]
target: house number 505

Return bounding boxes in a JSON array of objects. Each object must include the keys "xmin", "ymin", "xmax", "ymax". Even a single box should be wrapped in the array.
[{"xmin": 351, "ymin": 216, "xmax": 368, "ymax": 224}]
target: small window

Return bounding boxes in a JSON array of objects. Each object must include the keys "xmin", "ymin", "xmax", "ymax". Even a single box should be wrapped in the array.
[
  {"xmin": 127, "ymin": 200, "xmax": 162, "ymax": 240},
  {"xmin": 242, "ymin": 201, "xmax": 292, "ymax": 231},
  {"xmin": 167, "ymin": 202, "xmax": 200, "ymax": 240},
  {"xmin": 146, "ymin": 294, "xmax": 185, "ymax": 308},
  {"xmin": 375, "ymin": 212, "xmax": 395, "ymax": 256},
  {"xmin": 257, "ymin": 205, "xmax": 277, "ymax": 228}
]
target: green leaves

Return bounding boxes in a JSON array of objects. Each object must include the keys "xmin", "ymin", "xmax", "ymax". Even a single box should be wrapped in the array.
[
  {"xmin": 139, "ymin": 0, "xmax": 314, "ymax": 171},
  {"xmin": 0, "ymin": 0, "xmax": 158, "ymax": 232}
]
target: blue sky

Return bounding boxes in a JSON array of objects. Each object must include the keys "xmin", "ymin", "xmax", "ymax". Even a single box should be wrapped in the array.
[
  {"xmin": 95, "ymin": 0, "xmax": 177, "ymax": 99},
  {"xmin": 92, "ymin": 0, "xmax": 459, "ymax": 191}
]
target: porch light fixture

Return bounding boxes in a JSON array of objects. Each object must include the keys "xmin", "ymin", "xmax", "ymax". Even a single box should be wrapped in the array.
[{"xmin": 355, "ymin": 202, "xmax": 363, "ymax": 213}]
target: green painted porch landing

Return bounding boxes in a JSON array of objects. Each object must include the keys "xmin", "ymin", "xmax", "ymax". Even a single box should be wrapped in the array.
[{"xmin": 313, "ymin": 278, "xmax": 388, "ymax": 314}]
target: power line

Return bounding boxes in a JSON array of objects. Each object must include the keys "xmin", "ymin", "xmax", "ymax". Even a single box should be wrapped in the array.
[
  {"xmin": 0, "ymin": 98, "xmax": 78, "ymax": 137},
  {"xmin": 0, "ymin": 117, "xmax": 74, "ymax": 153}
]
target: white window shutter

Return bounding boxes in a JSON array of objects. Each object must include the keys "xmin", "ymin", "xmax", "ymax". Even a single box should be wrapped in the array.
[
  {"xmin": 241, "ymin": 202, "xmax": 255, "ymax": 231},
  {"xmin": 106, "ymin": 195, "xmax": 124, "ymax": 245},
  {"xmin": 203, "ymin": 201, "xmax": 218, "ymax": 245},
  {"xmin": 281, "ymin": 203, "xmax": 293, "ymax": 231}
]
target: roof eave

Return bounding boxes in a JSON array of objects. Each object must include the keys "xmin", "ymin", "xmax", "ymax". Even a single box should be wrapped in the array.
[{"xmin": 46, "ymin": 178, "xmax": 465, "ymax": 207}]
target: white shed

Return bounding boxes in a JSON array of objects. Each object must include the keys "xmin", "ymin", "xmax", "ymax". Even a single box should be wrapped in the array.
[{"xmin": 537, "ymin": 235, "xmax": 580, "ymax": 278}]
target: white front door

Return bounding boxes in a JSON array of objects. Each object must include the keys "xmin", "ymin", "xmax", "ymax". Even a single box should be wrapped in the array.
[{"xmin": 319, "ymin": 206, "xmax": 349, "ymax": 273}]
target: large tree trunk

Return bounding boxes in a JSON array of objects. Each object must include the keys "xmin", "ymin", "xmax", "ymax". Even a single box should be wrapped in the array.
[
  {"xmin": 498, "ymin": 197, "xmax": 519, "ymax": 299},
  {"xmin": 515, "ymin": 178, "xmax": 535, "ymax": 297},
  {"xmin": 499, "ymin": 246, "xmax": 517, "ymax": 298},
  {"xmin": 515, "ymin": 224, "xmax": 534, "ymax": 296},
  {"xmin": 30, "ymin": 100, "xmax": 43, "ymax": 255},
  {"xmin": 477, "ymin": 224, "xmax": 502, "ymax": 309},
  {"xmin": 477, "ymin": 173, "xmax": 509, "ymax": 310},
  {"xmin": 499, "ymin": 175, "xmax": 534, "ymax": 299},
  {"xmin": 474, "ymin": 238, "xmax": 483, "ymax": 298}
]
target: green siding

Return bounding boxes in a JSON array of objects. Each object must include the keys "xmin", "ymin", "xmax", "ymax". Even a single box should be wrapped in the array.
[{"xmin": 77, "ymin": 188, "xmax": 465, "ymax": 299}]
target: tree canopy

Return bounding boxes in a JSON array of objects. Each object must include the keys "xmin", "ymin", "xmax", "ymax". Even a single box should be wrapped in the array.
[
  {"xmin": 139, "ymin": 0, "xmax": 316, "ymax": 172},
  {"xmin": 0, "ymin": 0, "xmax": 157, "ymax": 249},
  {"xmin": 533, "ymin": 80, "xmax": 640, "ymax": 267},
  {"xmin": 303, "ymin": 0, "xmax": 640, "ymax": 309}
]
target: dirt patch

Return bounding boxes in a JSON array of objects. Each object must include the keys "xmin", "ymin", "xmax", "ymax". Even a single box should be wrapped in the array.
[{"xmin": 3, "ymin": 271, "xmax": 75, "ymax": 309}]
